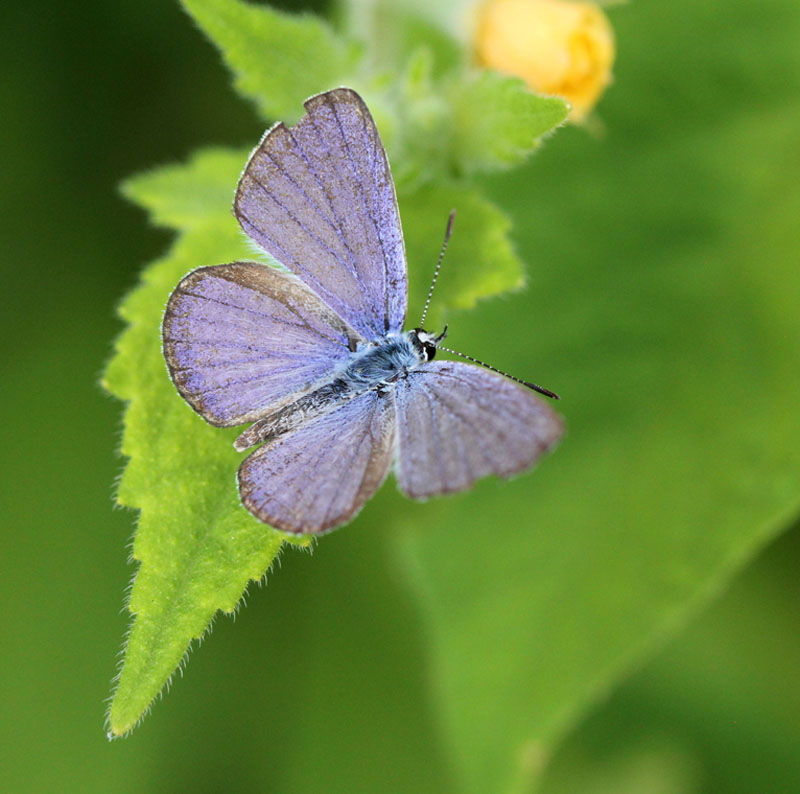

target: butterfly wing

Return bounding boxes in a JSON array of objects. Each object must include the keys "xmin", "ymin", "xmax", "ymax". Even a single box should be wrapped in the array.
[
  {"xmin": 235, "ymin": 87, "xmax": 407, "ymax": 341},
  {"xmin": 238, "ymin": 390, "xmax": 396, "ymax": 534},
  {"xmin": 162, "ymin": 261, "xmax": 363, "ymax": 427},
  {"xmin": 394, "ymin": 361, "xmax": 564, "ymax": 499}
]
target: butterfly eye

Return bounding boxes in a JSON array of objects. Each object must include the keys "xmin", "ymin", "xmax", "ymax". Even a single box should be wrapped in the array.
[{"xmin": 410, "ymin": 327, "xmax": 443, "ymax": 362}]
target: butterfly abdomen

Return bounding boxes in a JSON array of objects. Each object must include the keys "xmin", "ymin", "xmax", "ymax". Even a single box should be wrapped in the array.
[
  {"xmin": 233, "ymin": 334, "xmax": 423, "ymax": 452},
  {"xmin": 233, "ymin": 379, "xmax": 354, "ymax": 451}
]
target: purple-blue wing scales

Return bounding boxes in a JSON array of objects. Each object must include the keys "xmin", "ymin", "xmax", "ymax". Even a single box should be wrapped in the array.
[
  {"xmin": 163, "ymin": 262, "xmax": 362, "ymax": 427},
  {"xmin": 234, "ymin": 88, "xmax": 407, "ymax": 340},
  {"xmin": 238, "ymin": 391, "xmax": 396, "ymax": 534},
  {"xmin": 394, "ymin": 361, "xmax": 564, "ymax": 499}
]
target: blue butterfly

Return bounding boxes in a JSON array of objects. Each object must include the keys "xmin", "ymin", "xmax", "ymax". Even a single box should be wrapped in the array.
[{"xmin": 163, "ymin": 88, "xmax": 563, "ymax": 534}]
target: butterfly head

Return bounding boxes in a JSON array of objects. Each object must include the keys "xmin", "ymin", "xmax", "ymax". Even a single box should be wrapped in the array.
[{"xmin": 409, "ymin": 326, "xmax": 448, "ymax": 362}]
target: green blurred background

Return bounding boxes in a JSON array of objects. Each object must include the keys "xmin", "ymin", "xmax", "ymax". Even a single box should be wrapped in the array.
[{"xmin": 2, "ymin": 1, "xmax": 799, "ymax": 792}]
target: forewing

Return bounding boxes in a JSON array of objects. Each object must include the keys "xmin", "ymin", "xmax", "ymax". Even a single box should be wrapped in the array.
[
  {"xmin": 163, "ymin": 262, "xmax": 361, "ymax": 427},
  {"xmin": 394, "ymin": 361, "xmax": 564, "ymax": 499},
  {"xmin": 234, "ymin": 87, "xmax": 407, "ymax": 340},
  {"xmin": 238, "ymin": 390, "xmax": 396, "ymax": 534}
]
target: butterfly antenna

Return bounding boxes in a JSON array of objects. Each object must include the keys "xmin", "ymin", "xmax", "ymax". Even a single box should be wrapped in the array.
[
  {"xmin": 437, "ymin": 345, "xmax": 560, "ymax": 400},
  {"xmin": 420, "ymin": 210, "xmax": 456, "ymax": 328}
]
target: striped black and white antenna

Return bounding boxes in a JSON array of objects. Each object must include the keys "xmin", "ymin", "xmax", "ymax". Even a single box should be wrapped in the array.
[
  {"xmin": 420, "ymin": 210, "xmax": 560, "ymax": 401},
  {"xmin": 419, "ymin": 210, "xmax": 456, "ymax": 329},
  {"xmin": 436, "ymin": 345, "xmax": 559, "ymax": 399}
]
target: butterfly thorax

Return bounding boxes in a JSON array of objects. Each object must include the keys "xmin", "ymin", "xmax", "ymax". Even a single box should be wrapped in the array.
[{"xmin": 342, "ymin": 331, "xmax": 434, "ymax": 390}]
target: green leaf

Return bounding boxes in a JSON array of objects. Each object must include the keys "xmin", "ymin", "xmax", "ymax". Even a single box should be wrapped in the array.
[
  {"xmin": 181, "ymin": 0, "xmax": 361, "ymax": 122},
  {"xmin": 104, "ymin": 149, "xmax": 305, "ymax": 736},
  {"xmin": 338, "ymin": 0, "xmax": 474, "ymax": 49},
  {"xmin": 450, "ymin": 71, "xmax": 569, "ymax": 176},
  {"xmin": 104, "ymin": 142, "xmax": 524, "ymax": 735},
  {"xmin": 537, "ymin": 525, "xmax": 800, "ymax": 794},
  {"xmin": 119, "ymin": 148, "xmax": 239, "ymax": 229},
  {"xmin": 391, "ymin": 87, "xmax": 800, "ymax": 794},
  {"xmin": 383, "ymin": 0, "xmax": 800, "ymax": 783},
  {"xmin": 399, "ymin": 182, "xmax": 524, "ymax": 326},
  {"xmin": 373, "ymin": 48, "xmax": 453, "ymax": 194},
  {"xmin": 340, "ymin": 0, "xmax": 465, "ymax": 78}
]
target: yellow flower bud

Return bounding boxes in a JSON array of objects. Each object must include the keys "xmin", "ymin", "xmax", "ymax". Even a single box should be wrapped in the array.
[{"xmin": 475, "ymin": 0, "xmax": 615, "ymax": 121}]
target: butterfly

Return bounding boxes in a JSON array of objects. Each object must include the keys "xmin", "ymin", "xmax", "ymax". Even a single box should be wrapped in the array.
[{"xmin": 162, "ymin": 88, "xmax": 563, "ymax": 535}]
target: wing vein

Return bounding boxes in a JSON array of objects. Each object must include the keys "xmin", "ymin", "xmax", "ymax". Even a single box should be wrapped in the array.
[
  {"xmin": 260, "ymin": 146, "xmax": 343, "ymax": 240},
  {"xmin": 302, "ymin": 112, "xmax": 382, "ymax": 331},
  {"xmin": 418, "ymin": 386, "xmax": 447, "ymax": 493},
  {"xmin": 180, "ymin": 364, "xmax": 322, "ymax": 396},
  {"xmin": 237, "ymin": 210, "xmax": 354, "ymax": 317},
  {"xmin": 327, "ymin": 95, "xmax": 392, "ymax": 332},
  {"xmin": 416, "ymin": 380, "xmax": 498, "ymax": 481},
  {"xmin": 320, "ymin": 396, "xmax": 379, "ymax": 528},
  {"xmin": 245, "ymin": 172, "xmax": 361, "ymax": 295},
  {"xmin": 284, "ymin": 125, "xmax": 379, "ymax": 328},
  {"xmin": 176, "ymin": 288, "xmax": 342, "ymax": 345}
]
